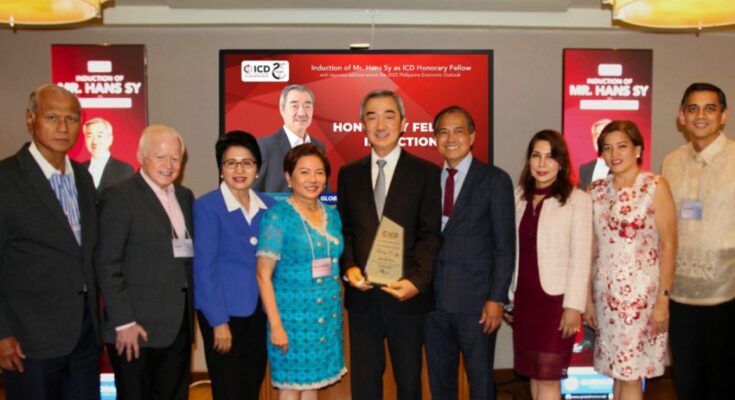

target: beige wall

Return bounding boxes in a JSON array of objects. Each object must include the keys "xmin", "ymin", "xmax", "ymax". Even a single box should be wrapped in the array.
[{"xmin": 2, "ymin": 25, "xmax": 734, "ymax": 370}]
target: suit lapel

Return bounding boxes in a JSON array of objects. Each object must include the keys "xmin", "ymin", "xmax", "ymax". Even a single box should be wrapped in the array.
[
  {"xmin": 175, "ymin": 185, "xmax": 193, "ymax": 235},
  {"xmin": 134, "ymin": 174, "xmax": 172, "ymax": 230},
  {"xmin": 382, "ymin": 150, "xmax": 409, "ymax": 219},
  {"xmin": 443, "ymin": 159, "xmax": 481, "ymax": 233},
  {"xmin": 73, "ymin": 163, "xmax": 95, "ymax": 249},
  {"xmin": 355, "ymin": 156, "xmax": 381, "ymax": 228},
  {"xmin": 276, "ymin": 129, "xmax": 292, "ymax": 159},
  {"xmin": 17, "ymin": 148, "xmax": 79, "ymax": 244},
  {"xmin": 98, "ymin": 157, "xmax": 113, "ymax": 191}
]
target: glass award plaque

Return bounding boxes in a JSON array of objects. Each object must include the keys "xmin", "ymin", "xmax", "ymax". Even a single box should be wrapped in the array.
[{"xmin": 364, "ymin": 216, "xmax": 404, "ymax": 286}]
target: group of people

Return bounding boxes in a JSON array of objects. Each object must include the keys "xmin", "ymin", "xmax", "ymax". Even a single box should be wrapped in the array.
[{"xmin": 0, "ymin": 81, "xmax": 731, "ymax": 400}]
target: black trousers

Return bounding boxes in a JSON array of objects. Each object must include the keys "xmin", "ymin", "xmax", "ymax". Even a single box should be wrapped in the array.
[
  {"xmin": 197, "ymin": 308, "xmax": 267, "ymax": 400},
  {"xmin": 669, "ymin": 298, "xmax": 735, "ymax": 400},
  {"xmin": 348, "ymin": 304, "xmax": 424, "ymax": 400},
  {"xmin": 425, "ymin": 310, "xmax": 497, "ymax": 400},
  {"xmin": 3, "ymin": 299, "xmax": 100, "ymax": 400},
  {"xmin": 107, "ymin": 307, "xmax": 191, "ymax": 400}
]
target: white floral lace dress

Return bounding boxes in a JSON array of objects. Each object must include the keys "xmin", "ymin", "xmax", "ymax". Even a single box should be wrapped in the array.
[{"xmin": 590, "ymin": 172, "xmax": 667, "ymax": 380}]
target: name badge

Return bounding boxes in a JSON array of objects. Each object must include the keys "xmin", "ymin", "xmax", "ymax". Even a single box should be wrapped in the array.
[
  {"xmin": 680, "ymin": 199, "xmax": 703, "ymax": 221},
  {"xmin": 312, "ymin": 258, "xmax": 332, "ymax": 279},
  {"xmin": 172, "ymin": 238, "xmax": 194, "ymax": 258}
]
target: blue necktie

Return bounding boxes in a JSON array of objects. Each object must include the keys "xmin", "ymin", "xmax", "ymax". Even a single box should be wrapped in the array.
[{"xmin": 49, "ymin": 173, "xmax": 82, "ymax": 244}]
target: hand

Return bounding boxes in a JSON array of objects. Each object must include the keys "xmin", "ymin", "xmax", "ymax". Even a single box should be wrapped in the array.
[
  {"xmin": 381, "ymin": 279, "xmax": 419, "ymax": 301},
  {"xmin": 0, "ymin": 336, "xmax": 25, "ymax": 372},
  {"xmin": 651, "ymin": 299, "xmax": 669, "ymax": 335},
  {"xmin": 115, "ymin": 323, "xmax": 148, "ymax": 362},
  {"xmin": 270, "ymin": 326, "xmax": 289, "ymax": 354},
  {"xmin": 583, "ymin": 297, "xmax": 597, "ymax": 331},
  {"xmin": 213, "ymin": 323, "xmax": 232, "ymax": 353},
  {"xmin": 502, "ymin": 310, "xmax": 514, "ymax": 327},
  {"xmin": 559, "ymin": 309, "xmax": 582, "ymax": 339},
  {"xmin": 345, "ymin": 266, "xmax": 373, "ymax": 291},
  {"xmin": 478, "ymin": 301, "xmax": 503, "ymax": 334}
]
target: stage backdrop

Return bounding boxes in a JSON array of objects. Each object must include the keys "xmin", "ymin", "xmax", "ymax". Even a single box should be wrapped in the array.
[
  {"xmin": 563, "ymin": 48, "xmax": 652, "ymax": 187},
  {"xmin": 52, "ymin": 44, "xmax": 148, "ymax": 169},
  {"xmin": 220, "ymin": 50, "xmax": 493, "ymax": 191},
  {"xmin": 562, "ymin": 48, "xmax": 653, "ymax": 398}
]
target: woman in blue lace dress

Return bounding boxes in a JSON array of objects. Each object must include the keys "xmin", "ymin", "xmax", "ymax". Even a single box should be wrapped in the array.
[{"xmin": 256, "ymin": 144, "xmax": 346, "ymax": 399}]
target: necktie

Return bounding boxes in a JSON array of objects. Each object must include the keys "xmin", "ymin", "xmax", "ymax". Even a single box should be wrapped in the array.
[
  {"xmin": 443, "ymin": 168, "xmax": 458, "ymax": 217},
  {"xmin": 374, "ymin": 159, "xmax": 387, "ymax": 217},
  {"xmin": 49, "ymin": 173, "xmax": 82, "ymax": 244}
]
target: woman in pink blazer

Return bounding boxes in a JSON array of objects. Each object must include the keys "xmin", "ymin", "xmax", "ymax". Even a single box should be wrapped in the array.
[{"xmin": 508, "ymin": 130, "xmax": 593, "ymax": 400}]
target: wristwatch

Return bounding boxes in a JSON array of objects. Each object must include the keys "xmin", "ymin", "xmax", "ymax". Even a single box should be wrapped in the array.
[{"xmin": 659, "ymin": 289, "xmax": 671, "ymax": 297}]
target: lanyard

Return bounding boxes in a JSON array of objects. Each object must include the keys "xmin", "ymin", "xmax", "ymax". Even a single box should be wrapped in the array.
[{"xmin": 298, "ymin": 203, "xmax": 330, "ymax": 261}]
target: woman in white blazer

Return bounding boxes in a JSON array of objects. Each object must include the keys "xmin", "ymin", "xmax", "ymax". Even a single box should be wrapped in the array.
[{"xmin": 508, "ymin": 130, "xmax": 593, "ymax": 400}]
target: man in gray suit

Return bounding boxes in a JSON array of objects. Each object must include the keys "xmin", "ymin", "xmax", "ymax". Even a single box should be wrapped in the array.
[
  {"xmin": 97, "ymin": 124, "xmax": 194, "ymax": 400},
  {"xmin": 0, "ymin": 84, "xmax": 101, "ymax": 399},
  {"xmin": 425, "ymin": 106, "xmax": 515, "ymax": 400},
  {"xmin": 254, "ymin": 84, "xmax": 326, "ymax": 192}
]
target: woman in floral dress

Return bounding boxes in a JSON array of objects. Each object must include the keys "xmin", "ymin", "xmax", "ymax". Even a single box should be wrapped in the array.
[{"xmin": 585, "ymin": 120, "xmax": 677, "ymax": 400}]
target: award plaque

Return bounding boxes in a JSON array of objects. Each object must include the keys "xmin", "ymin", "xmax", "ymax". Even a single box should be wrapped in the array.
[{"xmin": 365, "ymin": 217, "xmax": 404, "ymax": 286}]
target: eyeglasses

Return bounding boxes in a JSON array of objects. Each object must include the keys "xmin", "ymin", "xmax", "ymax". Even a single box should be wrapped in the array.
[{"xmin": 222, "ymin": 159, "xmax": 257, "ymax": 170}]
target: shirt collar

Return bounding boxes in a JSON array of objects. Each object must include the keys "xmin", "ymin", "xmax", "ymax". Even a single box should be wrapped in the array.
[
  {"xmin": 28, "ymin": 141, "xmax": 73, "ymax": 178},
  {"xmin": 140, "ymin": 168, "xmax": 175, "ymax": 196},
  {"xmin": 688, "ymin": 132, "xmax": 727, "ymax": 165},
  {"xmin": 89, "ymin": 152, "xmax": 111, "ymax": 169},
  {"xmin": 371, "ymin": 144, "xmax": 401, "ymax": 164},
  {"xmin": 220, "ymin": 181, "xmax": 268, "ymax": 217},
  {"xmin": 283, "ymin": 125, "xmax": 310, "ymax": 147},
  {"xmin": 443, "ymin": 152, "xmax": 473, "ymax": 174}
]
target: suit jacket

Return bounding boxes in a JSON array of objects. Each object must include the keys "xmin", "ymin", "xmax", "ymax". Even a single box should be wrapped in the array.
[
  {"xmin": 83, "ymin": 156, "xmax": 135, "ymax": 194},
  {"xmin": 509, "ymin": 188, "xmax": 592, "ymax": 312},
  {"xmin": 97, "ymin": 173, "xmax": 194, "ymax": 347},
  {"xmin": 254, "ymin": 128, "xmax": 326, "ymax": 193},
  {"xmin": 435, "ymin": 158, "xmax": 516, "ymax": 314},
  {"xmin": 337, "ymin": 150, "xmax": 442, "ymax": 314},
  {"xmin": 192, "ymin": 188, "xmax": 274, "ymax": 327},
  {"xmin": 0, "ymin": 144, "xmax": 100, "ymax": 358},
  {"xmin": 578, "ymin": 160, "xmax": 596, "ymax": 190}
]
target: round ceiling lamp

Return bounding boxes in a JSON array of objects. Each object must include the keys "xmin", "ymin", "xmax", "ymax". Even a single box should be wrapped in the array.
[
  {"xmin": 604, "ymin": 0, "xmax": 735, "ymax": 29},
  {"xmin": 0, "ymin": 0, "xmax": 108, "ymax": 28}
]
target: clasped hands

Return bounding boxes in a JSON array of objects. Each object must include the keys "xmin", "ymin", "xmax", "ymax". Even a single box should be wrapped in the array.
[{"xmin": 344, "ymin": 266, "xmax": 418, "ymax": 301}]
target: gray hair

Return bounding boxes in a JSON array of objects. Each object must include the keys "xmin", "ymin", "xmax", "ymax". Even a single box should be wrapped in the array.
[
  {"xmin": 359, "ymin": 89, "xmax": 406, "ymax": 120},
  {"xmin": 83, "ymin": 117, "xmax": 113, "ymax": 135},
  {"xmin": 27, "ymin": 84, "xmax": 81, "ymax": 119},
  {"xmin": 137, "ymin": 124, "xmax": 186, "ymax": 158},
  {"xmin": 279, "ymin": 84, "xmax": 315, "ymax": 110}
]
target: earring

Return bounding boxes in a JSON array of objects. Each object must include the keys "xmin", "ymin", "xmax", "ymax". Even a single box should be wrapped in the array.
[{"xmin": 636, "ymin": 153, "xmax": 641, "ymax": 158}]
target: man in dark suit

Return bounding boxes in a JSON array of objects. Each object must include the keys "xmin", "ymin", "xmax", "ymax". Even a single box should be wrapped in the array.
[
  {"xmin": 338, "ymin": 89, "xmax": 441, "ymax": 400},
  {"xmin": 0, "ymin": 84, "xmax": 101, "ymax": 399},
  {"xmin": 577, "ymin": 118, "xmax": 611, "ymax": 189},
  {"xmin": 424, "ymin": 106, "xmax": 515, "ymax": 400},
  {"xmin": 254, "ymin": 84, "xmax": 326, "ymax": 192},
  {"xmin": 97, "ymin": 124, "xmax": 194, "ymax": 400},
  {"xmin": 82, "ymin": 117, "xmax": 134, "ymax": 193}
]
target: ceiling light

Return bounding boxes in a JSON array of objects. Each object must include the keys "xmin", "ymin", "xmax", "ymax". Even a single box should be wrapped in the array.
[
  {"xmin": 0, "ymin": 0, "xmax": 108, "ymax": 28},
  {"xmin": 604, "ymin": 0, "xmax": 735, "ymax": 30}
]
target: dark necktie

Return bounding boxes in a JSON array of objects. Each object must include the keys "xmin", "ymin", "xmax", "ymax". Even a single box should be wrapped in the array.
[{"xmin": 443, "ymin": 168, "xmax": 457, "ymax": 217}]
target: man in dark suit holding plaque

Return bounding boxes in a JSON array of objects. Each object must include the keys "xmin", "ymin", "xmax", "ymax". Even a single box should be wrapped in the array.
[
  {"xmin": 338, "ymin": 89, "xmax": 441, "ymax": 400},
  {"xmin": 254, "ymin": 84, "xmax": 326, "ymax": 192},
  {"xmin": 0, "ymin": 84, "xmax": 101, "ymax": 400},
  {"xmin": 424, "ymin": 106, "xmax": 515, "ymax": 400},
  {"xmin": 97, "ymin": 124, "xmax": 194, "ymax": 400}
]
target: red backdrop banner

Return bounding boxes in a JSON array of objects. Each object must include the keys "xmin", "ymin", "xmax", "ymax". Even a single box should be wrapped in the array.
[
  {"xmin": 563, "ymin": 49, "xmax": 653, "ymax": 185},
  {"xmin": 221, "ymin": 50, "xmax": 493, "ymax": 190},
  {"xmin": 52, "ymin": 44, "xmax": 148, "ymax": 169}
]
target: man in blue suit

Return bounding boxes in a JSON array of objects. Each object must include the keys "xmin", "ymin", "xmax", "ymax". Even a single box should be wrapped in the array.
[{"xmin": 425, "ymin": 106, "xmax": 515, "ymax": 400}]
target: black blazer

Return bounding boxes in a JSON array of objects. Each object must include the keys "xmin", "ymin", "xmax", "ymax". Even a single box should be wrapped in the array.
[
  {"xmin": 254, "ymin": 128, "xmax": 326, "ymax": 193},
  {"xmin": 97, "ymin": 173, "xmax": 194, "ymax": 347},
  {"xmin": 0, "ymin": 144, "xmax": 100, "ymax": 358},
  {"xmin": 435, "ymin": 158, "xmax": 515, "ymax": 313},
  {"xmin": 578, "ymin": 159, "xmax": 596, "ymax": 190},
  {"xmin": 337, "ymin": 150, "xmax": 441, "ymax": 314},
  {"xmin": 83, "ymin": 156, "xmax": 135, "ymax": 194}
]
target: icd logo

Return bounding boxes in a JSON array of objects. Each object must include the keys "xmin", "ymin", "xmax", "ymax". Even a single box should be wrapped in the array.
[{"xmin": 241, "ymin": 60, "xmax": 289, "ymax": 82}]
